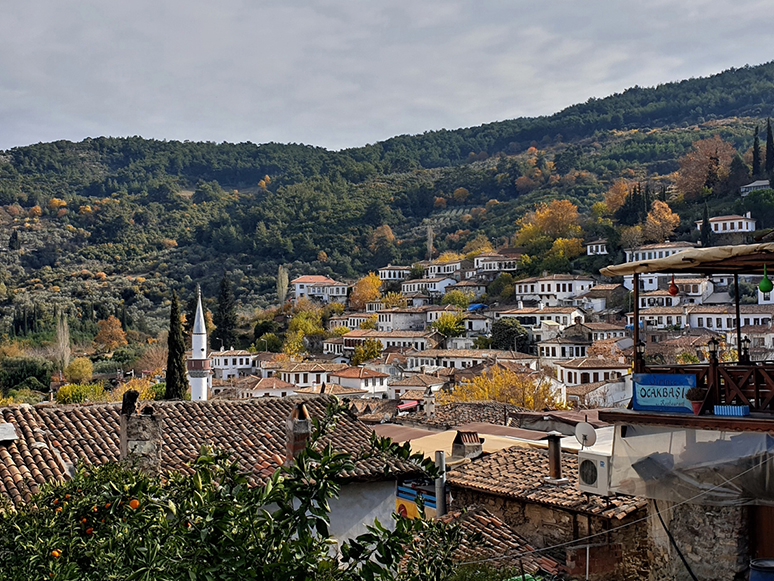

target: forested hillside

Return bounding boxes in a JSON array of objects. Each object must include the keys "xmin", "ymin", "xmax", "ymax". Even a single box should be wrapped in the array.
[{"xmin": 2, "ymin": 61, "xmax": 774, "ymax": 343}]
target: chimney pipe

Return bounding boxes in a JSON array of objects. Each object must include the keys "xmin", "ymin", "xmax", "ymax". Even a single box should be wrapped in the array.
[
  {"xmin": 545, "ymin": 431, "xmax": 567, "ymax": 484},
  {"xmin": 285, "ymin": 402, "xmax": 311, "ymax": 465},
  {"xmin": 434, "ymin": 450, "xmax": 447, "ymax": 517}
]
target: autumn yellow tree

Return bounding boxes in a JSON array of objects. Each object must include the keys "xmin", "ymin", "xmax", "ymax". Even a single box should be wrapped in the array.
[
  {"xmin": 643, "ymin": 200, "xmax": 681, "ymax": 242},
  {"xmin": 452, "ymin": 187, "xmax": 470, "ymax": 203},
  {"xmin": 64, "ymin": 357, "xmax": 93, "ymax": 384},
  {"xmin": 620, "ymin": 225, "xmax": 644, "ymax": 249},
  {"xmin": 515, "ymin": 199, "xmax": 581, "ymax": 247},
  {"xmin": 382, "ymin": 292, "xmax": 407, "ymax": 308},
  {"xmin": 439, "ymin": 367, "xmax": 563, "ymax": 410},
  {"xmin": 462, "ymin": 234, "xmax": 494, "ymax": 259},
  {"xmin": 359, "ymin": 314, "xmax": 378, "ymax": 330},
  {"xmin": 547, "ymin": 238, "xmax": 584, "ymax": 260},
  {"xmin": 675, "ymin": 135, "xmax": 736, "ymax": 198},
  {"xmin": 93, "ymin": 316, "xmax": 128, "ymax": 351},
  {"xmin": 368, "ymin": 225, "xmax": 395, "ymax": 252},
  {"xmin": 349, "ymin": 273, "xmax": 381, "ymax": 310},
  {"xmin": 436, "ymin": 251, "xmax": 464, "ymax": 263},
  {"xmin": 604, "ymin": 180, "xmax": 629, "ymax": 213}
]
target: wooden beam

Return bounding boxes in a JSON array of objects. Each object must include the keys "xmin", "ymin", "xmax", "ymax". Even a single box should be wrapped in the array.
[{"xmin": 598, "ymin": 409, "xmax": 774, "ymax": 433}]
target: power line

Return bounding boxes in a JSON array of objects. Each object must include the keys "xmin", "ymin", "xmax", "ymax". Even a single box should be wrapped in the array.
[{"xmin": 461, "ymin": 451, "xmax": 774, "ymax": 565}]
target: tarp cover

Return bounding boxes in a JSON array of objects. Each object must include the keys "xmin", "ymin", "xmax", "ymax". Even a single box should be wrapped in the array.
[
  {"xmin": 600, "ymin": 243, "xmax": 774, "ymax": 277},
  {"xmin": 609, "ymin": 423, "xmax": 774, "ymax": 506}
]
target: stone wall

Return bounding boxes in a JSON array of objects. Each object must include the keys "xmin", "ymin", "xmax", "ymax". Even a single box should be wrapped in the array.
[
  {"xmin": 647, "ymin": 500, "xmax": 749, "ymax": 581},
  {"xmin": 450, "ymin": 486, "xmax": 650, "ymax": 580}
]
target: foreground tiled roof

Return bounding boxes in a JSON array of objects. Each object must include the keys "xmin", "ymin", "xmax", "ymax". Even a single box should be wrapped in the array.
[
  {"xmin": 447, "ymin": 447, "xmax": 646, "ymax": 519},
  {"xmin": 442, "ymin": 507, "xmax": 563, "ymax": 574},
  {"xmin": 0, "ymin": 397, "xmax": 414, "ymax": 506},
  {"xmin": 0, "ymin": 406, "xmax": 69, "ymax": 506}
]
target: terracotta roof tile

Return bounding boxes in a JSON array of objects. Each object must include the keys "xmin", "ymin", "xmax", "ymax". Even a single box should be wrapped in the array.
[
  {"xmin": 441, "ymin": 506, "xmax": 563, "ymax": 574},
  {"xmin": 0, "ymin": 397, "xmax": 415, "ymax": 506},
  {"xmin": 408, "ymin": 401, "xmax": 525, "ymax": 428},
  {"xmin": 447, "ymin": 447, "xmax": 646, "ymax": 519}
]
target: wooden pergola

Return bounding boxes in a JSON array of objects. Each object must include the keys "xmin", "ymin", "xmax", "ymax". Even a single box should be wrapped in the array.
[{"xmin": 600, "ymin": 243, "xmax": 774, "ymax": 414}]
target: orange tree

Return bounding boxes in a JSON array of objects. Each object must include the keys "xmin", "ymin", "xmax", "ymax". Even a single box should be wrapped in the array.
[{"xmin": 0, "ymin": 400, "xmax": 461, "ymax": 581}]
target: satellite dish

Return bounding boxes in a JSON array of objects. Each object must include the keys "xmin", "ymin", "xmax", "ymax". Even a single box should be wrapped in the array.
[{"xmin": 575, "ymin": 422, "xmax": 597, "ymax": 449}]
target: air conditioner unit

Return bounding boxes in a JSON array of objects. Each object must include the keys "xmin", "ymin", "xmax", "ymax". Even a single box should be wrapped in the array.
[{"xmin": 577, "ymin": 450, "xmax": 611, "ymax": 496}]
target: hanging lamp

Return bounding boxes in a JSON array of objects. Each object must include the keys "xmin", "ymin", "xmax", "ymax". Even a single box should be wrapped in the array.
[
  {"xmin": 760, "ymin": 265, "xmax": 774, "ymax": 293},
  {"xmin": 668, "ymin": 274, "xmax": 679, "ymax": 296}
]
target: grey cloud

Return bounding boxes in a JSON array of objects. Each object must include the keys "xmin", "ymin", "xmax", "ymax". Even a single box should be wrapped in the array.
[{"xmin": 0, "ymin": 0, "xmax": 773, "ymax": 151}]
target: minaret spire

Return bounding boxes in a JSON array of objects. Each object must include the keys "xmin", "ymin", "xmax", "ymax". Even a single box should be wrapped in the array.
[{"xmin": 187, "ymin": 285, "xmax": 211, "ymax": 401}]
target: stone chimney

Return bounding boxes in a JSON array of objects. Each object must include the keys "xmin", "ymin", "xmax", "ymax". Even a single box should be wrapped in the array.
[
  {"xmin": 285, "ymin": 402, "xmax": 311, "ymax": 465},
  {"xmin": 451, "ymin": 431, "xmax": 483, "ymax": 460},
  {"xmin": 545, "ymin": 431, "xmax": 568, "ymax": 484},
  {"xmin": 517, "ymin": 300, "xmax": 524, "ymax": 310},
  {"xmin": 119, "ymin": 390, "xmax": 163, "ymax": 474},
  {"xmin": 423, "ymin": 388, "xmax": 435, "ymax": 418},
  {"xmin": 538, "ymin": 301, "xmax": 545, "ymax": 311}
]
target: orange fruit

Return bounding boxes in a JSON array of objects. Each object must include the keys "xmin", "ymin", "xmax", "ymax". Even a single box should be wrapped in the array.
[
  {"xmin": 104, "ymin": 502, "xmax": 111, "ymax": 508},
  {"xmin": 129, "ymin": 499, "xmax": 139, "ymax": 510},
  {"xmin": 55, "ymin": 507, "xmax": 62, "ymax": 513},
  {"xmin": 51, "ymin": 550, "xmax": 61, "ymax": 558},
  {"xmin": 81, "ymin": 518, "xmax": 87, "ymax": 523},
  {"xmin": 85, "ymin": 528, "xmax": 93, "ymax": 535}
]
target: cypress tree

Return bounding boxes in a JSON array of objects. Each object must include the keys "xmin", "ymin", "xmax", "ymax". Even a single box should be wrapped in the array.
[
  {"xmin": 212, "ymin": 275, "xmax": 237, "ymax": 350},
  {"xmin": 8, "ymin": 230, "xmax": 20, "ymax": 251},
  {"xmin": 165, "ymin": 292, "xmax": 188, "ymax": 400},
  {"xmin": 753, "ymin": 126, "xmax": 761, "ymax": 178},
  {"xmin": 767, "ymin": 118, "xmax": 774, "ymax": 176},
  {"xmin": 700, "ymin": 203, "xmax": 713, "ymax": 248}
]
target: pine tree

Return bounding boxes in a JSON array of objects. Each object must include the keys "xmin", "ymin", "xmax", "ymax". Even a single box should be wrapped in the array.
[
  {"xmin": 700, "ymin": 203, "xmax": 713, "ymax": 248},
  {"xmin": 767, "ymin": 118, "xmax": 774, "ymax": 176},
  {"xmin": 165, "ymin": 292, "xmax": 188, "ymax": 400},
  {"xmin": 212, "ymin": 275, "xmax": 237, "ymax": 350},
  {"xmin": 753, "ymin": 126, "xmax": 761, "ymax": 178}
]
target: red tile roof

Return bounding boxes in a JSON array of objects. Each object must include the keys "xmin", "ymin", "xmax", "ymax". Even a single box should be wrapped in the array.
[
  {"xmin": 447, "ymin": 447, "xmax": 646, "ymax": 519},
  {"xmin": 329, "ymin": 367, "xmax": 390, "ymax": 379},
  {"xmin": 0, "ymin": 397, "xmax": 414, "ymax": 506},
  {"xmin": 442, "ymin": 506, "xmax": 563, "ymax": 574}
]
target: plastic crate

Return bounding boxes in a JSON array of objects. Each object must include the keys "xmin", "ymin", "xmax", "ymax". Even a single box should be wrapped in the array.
[{"xmin": 714, "ymin": 404, "xmax": 750, "ymax": 417}]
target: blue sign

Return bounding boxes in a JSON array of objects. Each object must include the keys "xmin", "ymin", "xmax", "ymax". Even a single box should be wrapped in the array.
[{"xmin": 632, "ymin": 373, "xmax": 696, "ymax": 413}]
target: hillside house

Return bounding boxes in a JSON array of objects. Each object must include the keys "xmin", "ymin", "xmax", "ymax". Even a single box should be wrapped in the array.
[
  {"xmin": 388, "ymin": 373, "xmax": 446, "ymax": 399},
  {"xmin": 445, "ymin": 279, "xmax": 487, "ymax": 298},
  {"xmin": 586, "ymin": 238, "xmax": 608, "ymax": 255},
  {"xmin": 495, "ymin": 306, "xmax": 585, "ymax": 338},
  {"xmin": 573, "ymin": 283, "xmax": 627, "ymax": 312},
  {"xmin": 565, "ymin": 377, "xmax": 631, "ymax": 408},
  {"xmin": 290, "ymin": 275, "xmax": 348, "ymax": 304},
  {"xmin": 622, "ymin": 242, "xmax": 696, "ymax": 291},
  {"xmin": 555, "ymin": 357, "xmax": 629, "ymax": 386},
  {"xmin": 424, "ymin": 259, "xmax": 471, "ymax": 280},
  {"xmin": 376, "ymin": 308, "xmax": 425, "ymax": 332},
  {"xmin": 740, "ymin": 179, "xmax": 771, "ymax": 196},
  {"xmin": 263, "ymin": 362, "xmax": 349, "ymax": 389},
  {"xmin": 401, "ymin": 277, "xmax": 456, "ymax": 296},
  {"xmin": 447, "ymin": 445, "xmax": 648, "ymax": 580},
  {"xmin": 329, "ymin": 367, "xmax": 391, "ymax": 397},
  {"xmin": 512, "ymin": 274, "xmax": 595, "ymax": 307},
  {"xmin": 377, "ymin": 265, "xmax": 411, "ymax": 282},
  {"xmin": 211, "ymin": 349, "xmax": 255, "ymax": 379},
  {"xmin": 341, "ymin": 329, "xmax": 442, "ymax": 356},
  {"xmin": 473, "ymin": 252, "xmax": 519, "ymax": 278},
  {"xmin": 406, "ymin": 348, "xmax": 538, "ymax": 371},
  {"xmin": 695, "ymin": 212, "xmax": 756, "ymax": 234},
  {"xmin": 234, "ymin": 375, "xmax": 298, "ymax": 398}
]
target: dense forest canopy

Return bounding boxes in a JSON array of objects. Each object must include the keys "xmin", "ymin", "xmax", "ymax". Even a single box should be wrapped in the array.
[{"xmin": 1, "ymin": 60, "xmax": 774, "ymax": 342}]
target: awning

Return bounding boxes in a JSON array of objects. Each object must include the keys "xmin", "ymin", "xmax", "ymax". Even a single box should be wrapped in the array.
[
  {"xmin": 600, "ymin": 243, "xmax": 774, "ymax": 277},
  {"xmin": 397, "ymin": 400, "xmax": 419, "ymax": 411}
]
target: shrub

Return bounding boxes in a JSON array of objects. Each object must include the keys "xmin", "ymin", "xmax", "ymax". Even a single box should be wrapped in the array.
[{"xmin": 55, "ymin": 383, "xmax": 105, "ymax": 404}]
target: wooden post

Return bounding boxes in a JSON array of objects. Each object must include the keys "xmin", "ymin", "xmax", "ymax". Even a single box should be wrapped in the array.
[
  {"xmin": 633, "ymin": 273, "xmax": 642, "ymax": 373},
  {"xmin": 735, "ymin": 273, "xmax": 742, "ymax": 362}
]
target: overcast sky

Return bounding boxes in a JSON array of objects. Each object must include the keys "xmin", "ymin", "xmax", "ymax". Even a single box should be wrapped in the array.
[{"xmin": 1, "ymin": 1, "xmax": 772, "ymax": 152}]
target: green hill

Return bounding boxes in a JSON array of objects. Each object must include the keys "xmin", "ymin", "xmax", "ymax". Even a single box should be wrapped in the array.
[{"xmin": 1, "ymin": 60, "xmax": 774, "ymax": 342}]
